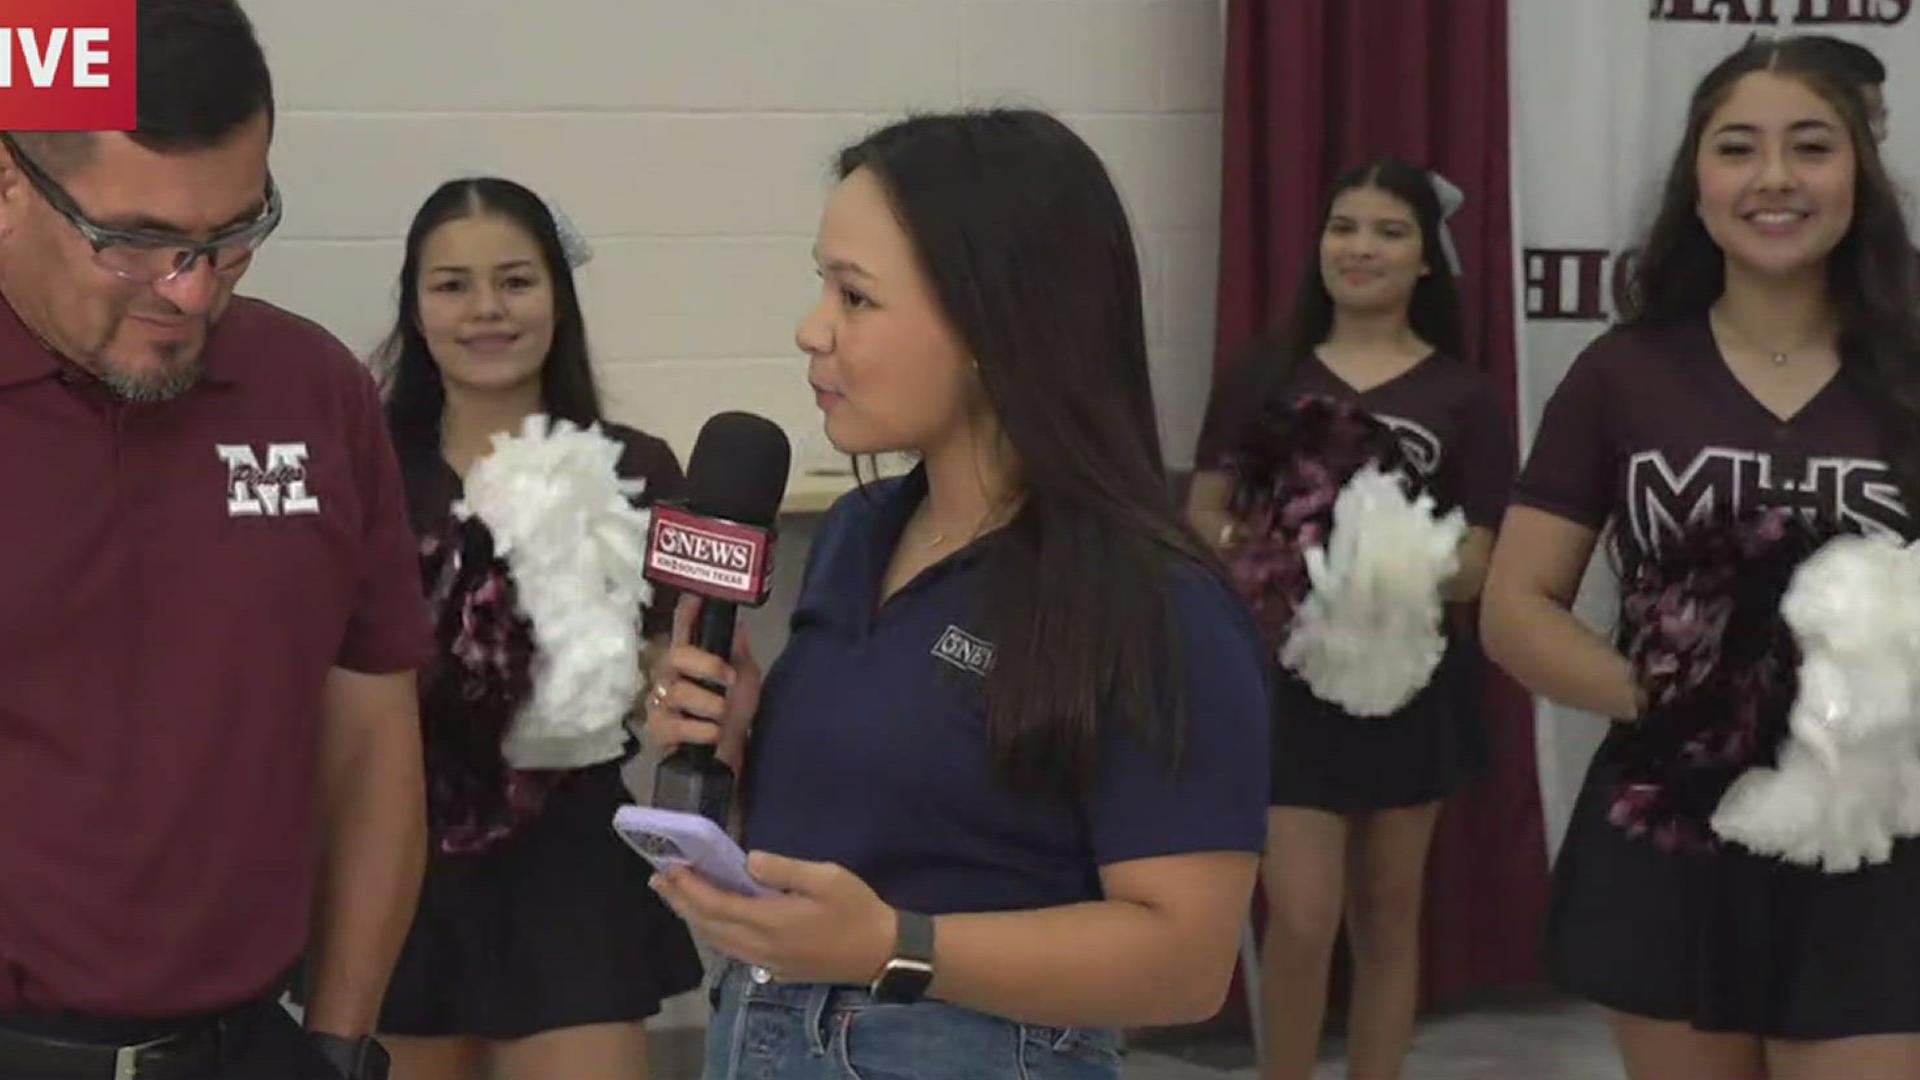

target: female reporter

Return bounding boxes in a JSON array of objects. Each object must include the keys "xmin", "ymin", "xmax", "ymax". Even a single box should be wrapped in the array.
[{"xmin": 644, "ymin": 109, "xmax": 1270, "ymax": 1079}]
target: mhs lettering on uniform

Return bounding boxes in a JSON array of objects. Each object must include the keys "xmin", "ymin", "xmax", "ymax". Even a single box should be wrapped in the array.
[
  {"xmin": 931, "ymin": 626, "xmax": 996, "ymax": 677},
  {"xmin": 1626, "ymin": 447, "xmax": 1906, "ymax": 550},
  {"xmin": 217, "ymin": 443, "xmax": 321, "ymax": 517},
  {"xmin": 656, "ymin": 523, "xmax": 753, "ymax": 572}
]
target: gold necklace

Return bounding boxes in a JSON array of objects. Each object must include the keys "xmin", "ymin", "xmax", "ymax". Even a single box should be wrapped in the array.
[
  {"xmin": 1713, "ymin": 306, "xmax": 1832, "ymax": 367},
  {"xmin": 914, "ymin": 502, "xmax": 1008, "ymax": 552},
  {"xmin": 910, "ymin": 505, "xmax": 956, "ymax": 552}
]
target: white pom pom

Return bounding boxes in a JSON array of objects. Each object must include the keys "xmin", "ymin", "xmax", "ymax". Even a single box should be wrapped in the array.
[
  {"xmin": 1711, "ymin": 533, "xmax": 1920, "ymax": 871},
  {"xmin": 459, "ymin": 415, "xmax": 654, "ymax": 769},
  {"xmin": 1280, "ymin": 464, "xmax": 1466, "ymax": 717},
  {"xmin": 1713, "ymin": 738, "xmax": 1906, "ymax": 873}
]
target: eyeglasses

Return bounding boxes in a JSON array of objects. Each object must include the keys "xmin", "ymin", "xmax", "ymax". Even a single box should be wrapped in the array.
[{"xmin": 0, "ymin": 132, "xmax": 282, "ymax": 284}]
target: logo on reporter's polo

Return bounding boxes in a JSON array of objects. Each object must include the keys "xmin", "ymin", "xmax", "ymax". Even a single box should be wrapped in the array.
[
  {"xmin": 0, "ymin": 1, "xmax": 135, "ymax": 131},
  {"xmin": 932, "ymin": 626, "xmax": 996, "ymax": 678},
  {"xmin": 217, "ymin": 443, "xmax": 321, "ymax": 518}
]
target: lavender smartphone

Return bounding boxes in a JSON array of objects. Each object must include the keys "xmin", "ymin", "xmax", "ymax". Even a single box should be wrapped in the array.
[{"xmin": 612, "ymin": 804, "xmax": 775, "ymax": 897}]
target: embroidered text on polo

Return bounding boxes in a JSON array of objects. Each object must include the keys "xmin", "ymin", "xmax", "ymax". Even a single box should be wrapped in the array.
[
  {"xmin": 217, "ymin": 442, "xmax": 321, "ymax": 516},
  {"xmin": 931, "ymin": 625, "xmax": 995, "ymax": 676}
]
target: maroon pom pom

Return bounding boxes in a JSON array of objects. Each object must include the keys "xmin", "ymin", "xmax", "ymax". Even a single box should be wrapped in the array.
[
  {"xmin": 418, "ymin": 516, "xmax": 563, "ymax": 855},
  {"xmin": 1604, "ymin": 508, "xmax": 1837, "ymax": 853},
  {"xmin": 1221, "ymin": 394, "xmax": 1426, "ymax": 650}
]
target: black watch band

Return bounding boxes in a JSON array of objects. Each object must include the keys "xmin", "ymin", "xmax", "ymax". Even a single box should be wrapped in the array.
[
  {"xmin": 868, "ymin": 910, "xmax": 936, "ymax": 1004},
  {"xmin": 310, "ymin": 1033, "xmax": 391, "ymax": 1080}
]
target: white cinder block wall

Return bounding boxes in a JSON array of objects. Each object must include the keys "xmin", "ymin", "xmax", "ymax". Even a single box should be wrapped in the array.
[
  {"xmin": 242, "ymin": 0, "xmax": 1227, "ymax": 478},
  {"xmin": 241, "ymin": 0, "xmax": 1227, "ymax": 1032}
]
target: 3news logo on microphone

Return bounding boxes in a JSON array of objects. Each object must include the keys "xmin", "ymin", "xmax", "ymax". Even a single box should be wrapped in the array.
[
  {"xmin": 0, "ymin": 1, "xmax": 135, "ymax": 131},
  {"xmin": 645, "ymin": 504, "xmax": 775, "ymax": 606}
]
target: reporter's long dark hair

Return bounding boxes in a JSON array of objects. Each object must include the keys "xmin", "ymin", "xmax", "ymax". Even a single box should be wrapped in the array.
[
  {"xmin": 1621, "ymin": 39, "xmax": 1920, "ymax": 514},
  {"xmin": 1229, "ymin": 158, "xmax": 1466, "ymax": 417},
  {"xmin": 837, "ymin": 110, "xmax": 1218, "ymax": 792},
  {"xmin": 379, "ymin": 178, "xmax": 604, "ymax": 454}
]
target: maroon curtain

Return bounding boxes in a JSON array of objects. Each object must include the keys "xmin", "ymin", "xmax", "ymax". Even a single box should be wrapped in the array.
[{"xmin": 1215, "ymin": 0, "xmax": 1550, "ymax": 1006}]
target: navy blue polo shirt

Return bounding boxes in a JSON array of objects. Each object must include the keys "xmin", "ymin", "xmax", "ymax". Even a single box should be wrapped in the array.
[{"xmin": 742, "ymin": 470, "xmax": 1269, "ymax": 915}]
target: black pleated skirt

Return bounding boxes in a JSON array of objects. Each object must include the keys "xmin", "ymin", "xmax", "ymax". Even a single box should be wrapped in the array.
[
  {"xmin": 1267, "ymin": 632, "xmax": 1487, "ymax": 811},
  {"xmin": 1547, "ymin": 731, "xmax": 1920, "ymax": 1038},
  {"xmin": 378, "ymin": 762, "xmax": 705, "ymax": 1039}
]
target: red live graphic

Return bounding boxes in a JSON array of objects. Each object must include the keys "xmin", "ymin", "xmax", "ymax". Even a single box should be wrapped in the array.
[{"xmin": 0, "ymin": 0, "xmax": 136, "ymax": 131}]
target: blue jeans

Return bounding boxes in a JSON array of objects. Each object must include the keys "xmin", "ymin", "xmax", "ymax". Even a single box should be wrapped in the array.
[{"xmin": 701, "ymin": 962, "xmax": 1125, "ymax": 1080}]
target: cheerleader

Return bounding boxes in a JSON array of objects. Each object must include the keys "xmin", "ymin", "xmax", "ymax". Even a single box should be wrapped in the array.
[
  {"xmin": 372, "ymin": 178, "xmax": 703, "ymax": 1080},
  {"xmin": 1187, "ymin": 157, "xmax": 1515, "ymax": 1080},
  {"xmin": 1482, "ymin": 39, "xmax": 1920, "ymax": 1080}
]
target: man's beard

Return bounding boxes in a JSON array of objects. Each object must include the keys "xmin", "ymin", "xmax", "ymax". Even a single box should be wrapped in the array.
[{"xmin": 97, "ymin": 340, "xmax": 205, "ymax": 402}]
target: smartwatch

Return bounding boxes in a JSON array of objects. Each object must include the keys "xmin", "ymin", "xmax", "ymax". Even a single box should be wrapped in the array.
[
  {"xmin": 868, "ymin": 910, "xmax": 936, "ymax": 1004},
  {"xmin": 311, "ymin": 1033, "xmax": 391, "ymax": 1080}
]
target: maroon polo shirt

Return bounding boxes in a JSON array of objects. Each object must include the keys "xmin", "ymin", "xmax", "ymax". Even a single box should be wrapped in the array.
[{"xmin": 0, "ymin": 292, "xmax": 432, "ymax": 1016}]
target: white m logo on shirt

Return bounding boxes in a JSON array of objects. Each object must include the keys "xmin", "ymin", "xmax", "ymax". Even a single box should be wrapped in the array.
[{"xmin": 216, "ymin": 443, "xmax": 321, "ymax": 517}]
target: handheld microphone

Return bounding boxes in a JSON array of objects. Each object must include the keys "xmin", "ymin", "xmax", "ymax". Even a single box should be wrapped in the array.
[{"xmin": 644, "ymin": 411, "xmax": 791, "ymax": 824}]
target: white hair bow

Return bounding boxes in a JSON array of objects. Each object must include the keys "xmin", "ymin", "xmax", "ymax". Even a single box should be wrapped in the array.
[
  {"xmin": 542, "ymin": 196, "xmax": 594, "ymax": 270},
  {"xmin": 1426, "ymin": 170, "xmax": 1465, "ymax": 276}
]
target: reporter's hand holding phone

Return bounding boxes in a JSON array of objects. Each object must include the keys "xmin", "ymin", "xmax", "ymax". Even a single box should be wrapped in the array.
[{"xmin": 644, "ymin": 593, "xmax": 762, "ymax": 773}]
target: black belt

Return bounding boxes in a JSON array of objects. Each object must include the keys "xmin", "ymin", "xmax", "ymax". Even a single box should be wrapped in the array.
[{"xmin": 0, "ymin": 1000, "xmax": 258, "ymax": 1080}]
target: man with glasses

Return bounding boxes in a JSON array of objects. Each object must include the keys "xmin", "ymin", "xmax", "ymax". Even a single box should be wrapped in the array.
[{"xmin": 0, "ymin": 2, "xmax": 428, "ymax": 1078}]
